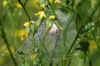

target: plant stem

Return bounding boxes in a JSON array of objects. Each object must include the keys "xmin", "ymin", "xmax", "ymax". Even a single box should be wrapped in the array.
[
  {"xmin": 18, "ymin": 0, "xmax": 31, "ymax": 21},
  {"xmin": 0, "ymin": 22, "xmax": 18, "ymax": 66}
]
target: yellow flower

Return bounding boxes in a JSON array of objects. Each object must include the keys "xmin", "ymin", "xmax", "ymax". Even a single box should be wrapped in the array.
[
  {"xmin": 24, "ymin": 22, "xmax": 30, "ymax": 27},
  {"xmin": 34, "ymin": 11, "xmax": 46, "ymax": 19},
  {"xmin": 24, "ymin": 21, "xmax": 36, "ymax": 27},
  {"xmin": 3, "ymin": 0, "xmax": 8, "ymax": 7},
  {"xmin": 14, "ymin": 2, "xmax": 22, "ymax": 8},
  {"xmin": 49, "ymin": 0, "xmax": 53, "ymax": 4},
  {"xmin": 39, "ymin": 11, "xmax": 46, "ymax": 19},
  {"xmin": 55, "ymin": 0, "xmax": 61, "ymax": 4},
  {"xmin": 20, "ymin": 30, "xmax": 28, "ymax": 40},
  {"xmin": 35, "ymin": 3, "xmax": 45, "ymax": 12},
  {"xmin": 14, "ymin": 29, "xmax": 28, "ymax": 40},
  {"xmin": 31, "ymin": 53, "xmax": 38, "ymax": 59},
  {"xmin": 49, "ymin": 0, "xmax": 61, "ymax": 4},
  {"xmin": 49, "ymin": 15, "xmax": 56, "ymax": 20},
  {"xmin": 40, "ymin": 3, "xmax": 45, "ymax": 9},
  {"xmin": 89, "ymin": 40, "xmax": 97, "ymax": 49}
]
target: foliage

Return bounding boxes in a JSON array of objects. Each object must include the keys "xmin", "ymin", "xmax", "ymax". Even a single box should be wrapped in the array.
[{"xmin": 0, "ymin": 0, "xmax": 100, "ymax": 66}]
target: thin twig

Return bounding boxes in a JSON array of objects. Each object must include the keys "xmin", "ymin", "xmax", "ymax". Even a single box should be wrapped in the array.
[
  {"xmin": 0, "ymin": 22, "xmax": 18, "ymax": 66},
  {"xmin": 18, "ymin": 0, "xmax": 31, "ymax": 21}
]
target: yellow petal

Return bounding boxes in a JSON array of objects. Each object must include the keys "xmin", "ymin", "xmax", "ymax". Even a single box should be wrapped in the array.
[
  {"xmin": 49, "ymin": 0, "xmax": 53, "ymax": 4},
  {"xmin": 40, "ymin": 3, "xmax": 45, "ymax": 9},
  {"xmin": 39, "ymin": 11, "xmax": 46, "ymax": 19},
  {"xmin": 24, "ymin": 22, "xmax": 30, "ymax": 27},
  {"xmin": 14, "ymin": 2, "xmax": 22, "ymax": 8},
  {"xmin": 3, "ymin": 0, "xmax": 8, "ymax": 7},
  {"xmin": 35, "ymin": 11, "xmax": 46, "ymax": 19},
  {"xmin": 15, "ymin": 29, "xmax": 28, "ymax": 40},
  {"xmin": 49, "ymin": 15, "xmax": 56, "ymax": 20},
  {"xmin": 55, "ymin": 0, "xmax": 61, "ymax": 4},
  {"xmin": 31, "ymin": 53, "xmax": 38, "ymax": 59},
  {"xmin": 49, "ymin": 0, "xmax": 61, "ymax": 4},
  {"xmin": 20, "ymin": 31, "xmax": 28, "ymax": 40}
]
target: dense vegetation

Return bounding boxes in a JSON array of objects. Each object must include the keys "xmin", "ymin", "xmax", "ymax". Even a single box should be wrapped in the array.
[{"xmin": 0, "ymin": 0, "xmax": 100, "ymax": 66}]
